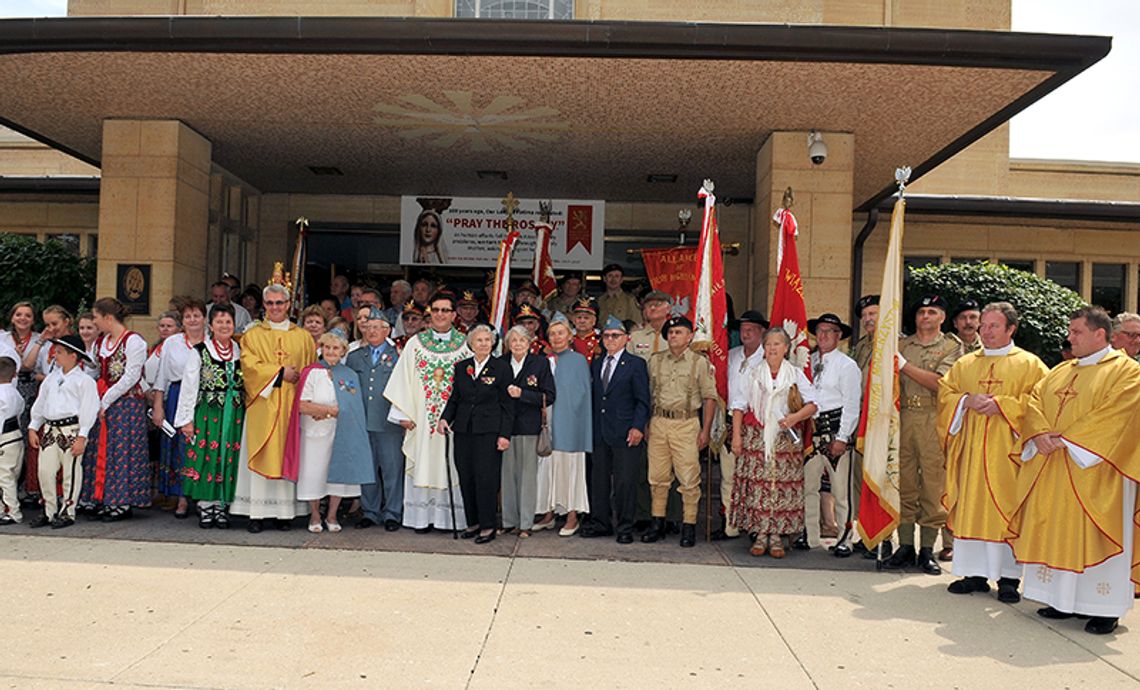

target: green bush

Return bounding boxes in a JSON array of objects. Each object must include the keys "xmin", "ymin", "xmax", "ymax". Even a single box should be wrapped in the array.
[
  {"xmin": 0, "ymin": 233, "xmax": 96, "ymax": 326},
  {"xmin": 907, "ymin": 262, "xmax": 1085, "ymax": 366}
]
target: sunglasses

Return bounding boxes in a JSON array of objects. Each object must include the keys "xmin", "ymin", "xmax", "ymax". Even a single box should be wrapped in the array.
[{"xmin": 264, "ymin": 300, "xmax": 289, "ymax": 307}]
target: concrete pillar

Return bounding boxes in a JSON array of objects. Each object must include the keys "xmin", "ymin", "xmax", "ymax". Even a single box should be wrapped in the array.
[
  {"xmin": 95, "ymin": 120, "xmax": 212, "ymax": 332},
  {"xmin": 750, "ymin": 131, "xmax": 856, "ymax": 322}
]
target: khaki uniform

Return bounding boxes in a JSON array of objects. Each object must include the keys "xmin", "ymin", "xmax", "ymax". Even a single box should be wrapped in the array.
[
  {"xmin": 960, "ymin": 334, "xmax": 981, "ymax": 353},
  {"xmin": 848, "ymin": 332, "xmax": 874, "ymax": 516},
  {"xmin": 647, "ymin": 349, "xmax": 717, "ymax": 523},
  {"xmin": 628, "ymin": 324, "xmax": 676, "ymax": 521},
  {"xmin": 598, "ymin": 290, "xmax": 641, "ymax": 326},
  {"xmin": 898, "ymin": 331, "xmax": 964, "ymax": 546}
]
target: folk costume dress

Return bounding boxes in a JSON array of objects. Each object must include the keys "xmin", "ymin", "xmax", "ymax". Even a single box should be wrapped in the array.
[
  {"xmin": 1004, "ymin": 347, "xmax": 1140, "ymax": 618},
  {"xmin": 283, "ymin": 361, "xmax": 375, "ymax": 501},
  {"xmin": 231, "ymin": 318, "xmax": 316, "ymax": 520},
  {"xmin": 937, "ymin": 343, "xmax": 1048, "ymax": 581},
  {"xmin": 153, "ymin": 333, "xmax": 201, "ymax": 497},
  {"xmin": 384, "ymin": 327, "xmax": 471, "ymax": 530},
  {"xmin": 173, "ymin": 339, "xmax": 244, "ymax": 507},
  {"xmin": 80, "ymin": 330, "xmax": 150, "ymax": 508},
  {"xmin": 729, "ymin": 359, "xmax": 816, "ymax": 539}
]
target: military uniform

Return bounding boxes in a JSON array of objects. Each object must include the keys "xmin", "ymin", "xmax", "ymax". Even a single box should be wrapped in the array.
[
  {"xmin": 960, "ymin": 334, "xmax": 981, "ymax": 353},
  {"xmin": 626, "ymin": 321, "xmax": 677, "ymax": 523},
  {"xmin": 647, "ymin": 347, "xmax": 717, "ymax": 526},
  {"xmin": 597, "ymin": 290, "xmax": 641, "ymax": 326},
  {"xmin": 851, "ymin": 332, "xmax": 874, "ymax": 380},
  {"xmin": 898, "ymin": 330, "xmax": 964, "ymax": 548}
]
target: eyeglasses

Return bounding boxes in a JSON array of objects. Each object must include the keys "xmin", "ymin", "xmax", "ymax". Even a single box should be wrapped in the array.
[
  {"xmin": 1121, "ymin": 332, "xmax": 1140, "ymax": 340},
  {"xmin": 264, "ymin": 300, "xmax": 289, "ymax": 307},
  {"xmin": 432, "ymin": 308, "xmax": 455, "ymax": 313},
  {"xmin": 602, "ymin": 333, "xmax": 625, "ymax": 339}
]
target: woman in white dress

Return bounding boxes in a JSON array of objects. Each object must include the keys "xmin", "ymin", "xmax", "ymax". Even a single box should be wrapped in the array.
[{"xmin": 285, "ymin": 329, "xmax": 375, "ymax": 533}]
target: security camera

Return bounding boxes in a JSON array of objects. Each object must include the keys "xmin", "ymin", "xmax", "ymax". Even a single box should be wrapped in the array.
[{"xmin": 808, "ymin": 131, "xmax": 828, "ymax": 166}]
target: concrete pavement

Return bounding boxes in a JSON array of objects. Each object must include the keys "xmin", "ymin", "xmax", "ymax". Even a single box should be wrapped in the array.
[{"xmin": 1, "ymin": 532, "xmax": 1138, "ymax": 689}]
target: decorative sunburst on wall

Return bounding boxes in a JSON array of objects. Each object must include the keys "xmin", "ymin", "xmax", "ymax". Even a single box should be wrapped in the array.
[{"xmin": 374, "ymin": 91, "xmax": 570, "ymax": 151}]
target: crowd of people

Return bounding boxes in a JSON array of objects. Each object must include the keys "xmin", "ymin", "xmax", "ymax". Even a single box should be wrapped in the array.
[{"xmin": 2, "ymin": 261, "xmax": 1140, "ymax": 634}]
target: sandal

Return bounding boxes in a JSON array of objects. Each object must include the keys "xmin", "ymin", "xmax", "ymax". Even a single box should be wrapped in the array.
[
  {"xmin": 326, "ymin": 521, "xmax": 342, "ymax": 533},
  {"xmin": 769, "ymin": 537, "xmax": 786, "ymax": 559},
  {"xmin": 750, "ymin": 536, "xmax": 768, "ymax": 557},
  {"xmin": 308, "ymin": 522, "xmax": 324, "ymax": 534},
  {"xmin": 198, "ymin": 506, "xmax": 215, "ymax": 529},
  {"xmin": 518, "ymin": 530, "xmax": 531, "ymax": 539},
  {"xmin": 497, "ymin": 527, "xmax": 516, "ymax": 536},
  {"xmin": 214, "ymin": 510, "xmax": 230, "ymax": 529}
]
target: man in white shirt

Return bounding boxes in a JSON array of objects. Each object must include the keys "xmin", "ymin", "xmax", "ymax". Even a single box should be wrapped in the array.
[
  {"xmin": 207, "ymin": 281, "xmax": 252, "ymax": 333},
  {"xmin": 801, "ymin": 313, "xmax": 862, "ymax": 556},
  {"xmin": 715, "ymin": 310, "xmax": 768, "ymax": 541}
]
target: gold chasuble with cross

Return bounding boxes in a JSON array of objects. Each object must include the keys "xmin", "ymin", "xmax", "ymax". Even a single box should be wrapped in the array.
[
  {"xmin": 1004, "ymin": 350, "xmax": 1140, "ymax": 579},
  {"xmin": 937, "ymin": 347, "xmax": 1048, "ymax": 541},
  {"xmin": 240, "ymin": 320, "xmax": 317, "ymax": 478}
]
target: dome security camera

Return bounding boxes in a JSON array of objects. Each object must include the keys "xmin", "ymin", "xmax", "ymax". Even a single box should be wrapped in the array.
[{"xmin": 808, "ymin": 131, "xmax": 828, "ymax": 166}]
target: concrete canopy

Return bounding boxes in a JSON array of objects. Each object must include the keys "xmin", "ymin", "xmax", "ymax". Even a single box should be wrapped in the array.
[{"xmin": 0, "ymin": 17, "xmax": 1110, "ymax": 207}]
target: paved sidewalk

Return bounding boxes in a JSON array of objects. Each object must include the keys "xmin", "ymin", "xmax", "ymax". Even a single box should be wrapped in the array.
[{"xmin": 1, "ymin": 533, "xmax": 1138, "ymax": 689}]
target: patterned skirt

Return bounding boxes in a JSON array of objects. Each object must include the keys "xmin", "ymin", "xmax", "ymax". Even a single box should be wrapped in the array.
[
  {"xmin": 81, "ymin": 396, "xmax": 151, "ymax": 507},
  {"xmin": 155, "ymin": 382, "xmax": 187, "ymax": 497},
  {"xmin": 729, "ymin": 419, "xmax": 805, "ymax": 538},
  {"xmin": 181, "ymin": 399, "xmax": 242, "ymax": 505}
]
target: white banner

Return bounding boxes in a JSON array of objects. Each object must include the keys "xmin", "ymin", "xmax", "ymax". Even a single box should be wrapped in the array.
[{"xmin": 400, "ymin": 196, "xmax": 605, "ymax": 269}]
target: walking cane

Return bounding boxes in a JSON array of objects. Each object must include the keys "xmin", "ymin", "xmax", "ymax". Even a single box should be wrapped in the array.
[
  {"xmin": 705, "ymin": 445, "xmax": 713, "ymax": 542},
  {"xmin": 445, "ymin": 429, "xmax": 458, "ymax": 540}
]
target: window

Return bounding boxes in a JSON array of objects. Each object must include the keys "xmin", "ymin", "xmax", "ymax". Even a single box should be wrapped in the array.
[
  {"xmin": 86, "ymin": 234, "xmax": 98, "ymax": 258},
  {"xmin": 1091, "ymin": 263, "xmax": 1126, "ymax": 315},
  {"xmin": 999, "ymin": 259, "xmax": 1035, "ymax": 274},
  {"xmin": 456, "ymin": 0, "xmax": 573, "ymax": 19},
  {"xmin": 1045, "ymin": 261, "xmax": 1081, "ymax": 293},
  {"xmin": 950, "ymin": 257, "xmax": 987, "ymax": 265}
]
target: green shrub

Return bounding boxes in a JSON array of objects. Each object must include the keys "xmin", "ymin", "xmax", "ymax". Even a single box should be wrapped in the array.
[
  {"xmin": 0, "ymin": 234, "xmax": 96, "ymax": 326},
  {"xmin": 907, "ymin": 262, "xmax": 1085, "ymax": 366}
]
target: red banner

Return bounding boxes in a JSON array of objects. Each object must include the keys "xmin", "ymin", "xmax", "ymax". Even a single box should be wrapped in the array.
[
  {"xmin": 532, "ymin": 221, "xmax": 558, "ymax": 300},
  {"xmin": 566, "ymin": 205, "xmax": 593, "ymax": 253},
  {"xmin": 642, "ymin": 246, "xmax": 697, "ymax": 320},
  {"xmin": 769, "ymin": 208, "xmax": 811, "ymax": 379},
  {"xmin": 692, "ymin": 193, "xmax": 729, "ymax": 404}
]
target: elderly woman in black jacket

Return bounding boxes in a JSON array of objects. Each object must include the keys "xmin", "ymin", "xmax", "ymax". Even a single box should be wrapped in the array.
[
  {"xmin": 497, "ymin": 324, "xmax": 556, "ymax": 538},
  {"xmin": 438, "ymin": 324, "xmax": 514, "ymax": 544}
]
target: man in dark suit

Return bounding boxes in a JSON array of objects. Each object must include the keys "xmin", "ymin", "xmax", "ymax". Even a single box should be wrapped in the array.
[
  {"xmin": 439, "ymin": 325, "xmax": 514, "ymax": 543},
  {"xmin": 345, "ymin": 307, "xmax": 405, "ymax": 531},
  {"xmin": 582, "ymin": 316, "xmax": 651, "ymax": 543}
]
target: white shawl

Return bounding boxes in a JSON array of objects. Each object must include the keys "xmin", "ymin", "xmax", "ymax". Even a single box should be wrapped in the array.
[{"xmin": 748, "ymin": 358, "xmax": 799, "ymax": 461}]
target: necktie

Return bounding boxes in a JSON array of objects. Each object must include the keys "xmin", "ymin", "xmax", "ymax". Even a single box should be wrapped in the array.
[
  {"xmin": 602, "ymin": 355, "xmax": 614, "ymax": 388},
  {"xmin": 371, "ymin": 346, "xmax": 381, "ymax": 365}
]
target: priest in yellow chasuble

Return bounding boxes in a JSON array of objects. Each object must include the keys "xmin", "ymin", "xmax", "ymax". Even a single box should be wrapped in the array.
[
  {"xmin": 230, "ymin": 268, "xmax": 317, "ymax": 530},
  {"xmin": 1004, "ymin": 306, "xmax": 1140, "ymax": 635},
  {"xmin": 937, "ymin": 302, "xmax": 1047, "ymax": 603}
]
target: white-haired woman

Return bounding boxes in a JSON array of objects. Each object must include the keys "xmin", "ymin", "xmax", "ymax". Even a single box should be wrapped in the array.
[
  {"xmin": 497, "ymin": 324, "xmax": 556, "ymax": 537},
  {"xmin": 283, "ymin": 328, "xmax": 374, "ymax": 533},
  {"xmin": 438, "ymin": 324, "xmax": 514, "ymax": 543},
  {"xmin": 533, "ymin": 314, "xmax": 592, "ymax": 536},
  {"xmin": 730, "ymin": 327, "xmax": 818, "ymax": 559}
]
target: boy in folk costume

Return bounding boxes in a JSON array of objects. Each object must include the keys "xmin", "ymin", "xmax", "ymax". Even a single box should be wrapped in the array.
[
  {"xmin": 27, "ymin": 335, "xmax": 100, "ymax": 528},
  {"xmin": 0, "ymin": 356, "xmax": 25, "ymax": 524}
]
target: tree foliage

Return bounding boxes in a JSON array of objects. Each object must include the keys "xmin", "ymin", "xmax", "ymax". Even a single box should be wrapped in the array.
[
  {"xmin": 907, "ymin": 262, "xmax": 1085, "ymax": 366},
  {"xmin": 0, "ymin": 234, "xmax": 97, "ymax": 326}
]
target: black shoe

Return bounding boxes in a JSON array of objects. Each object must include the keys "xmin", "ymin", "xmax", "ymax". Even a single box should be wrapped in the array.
[
  {"xmin": 997, "ymin": 578, "xmax": 1021, "ymax": 603},
  {"xmin": 247, "ymin": 519, "xmax": 263, "ymax": 534},
  {"xmin": 641, "ymin": 518, "xmax": 667, "ymax": 543},
  {"xmin": 1036, "ymin": 606, "xmax": 1076, "ymax": 620},
  {"xmin": 679, "ymin": 523, "xmax": 696, "ymax": 548},
  {"xmin": 28, "ymin": 514, "xmax": 50, "ymax": 529},
  {"xmin": 884, "ymin": 544, "xmax": 916, "ymax": 569},
  {"xmin": 1085, "ymin": 617, "xmax": 1119, "ymax": 635},
  {"xmin": 356, "ymin": 517, "xmax": 377, "ymax": 529},
  {"xmin": 474, "ymin": 532, "xmax": 496, "ymax": 544},
  {"xmin": 832, "ymin": 544, "xmax": 853, "ymax": 558},
  {"xmin": 852, "ymin": 541, "xmax": 870, "ymax": 555},
  {"xmin": 50, "ymin": 516, "xmax": 74, "ymax": 530},
  {"xmin": 461, "ymin": 528, "xmax": 480, "ymax": 540},
  {"xmin": 616, "ymin": 533, "xmax": 634, "ymax": 544},
  {"xmin": 273, "ymin": 518, "xmax": 291, "ymax": 531},
  {"xmin": 633, "ymin": 519, "xmax": 651, "ymax": 533},
  {"xmin": 580, "ymin": 525, "xmax": 613, "ymax": 539},
  {"xmin": 666, "ymin": 521, "xmax": 681, "ymax": 535},
  {"xmin": 214, "ymin": 512, "xmax": 230, "ymax": 530},
  {"xmin": 792, "ymin": 532, "xmax": 810, "ymax": 551},
  {"xmin": 414, "ymin": 525, "xmax": 433, "ymax": 535},
  {"xmin": 102, "ymin": 507, "xmax": 132, "ymax": 522},
  {"xmin": 948, "ymin": 576, "xmax": 990, "ymax": 594},
  {"xmin": 384, "ymin": 519, "xmax": 401, "ymax": 532},
  {"xmin": 710, "ymin": 516, "xmax": 739, "ymax": 541},
  {"xmin": 0, "ymin": 515, "xmax": 16, "ymax": 526},
  {"xmin": 917, "ymin": 547, "xmax": 942, "ymax": 575},
  {"xmin": 198, "ymin": 509, "xmax": 215, "ymax": 529}
]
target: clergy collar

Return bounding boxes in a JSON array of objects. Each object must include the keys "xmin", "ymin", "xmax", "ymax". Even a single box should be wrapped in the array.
[
  {"xmin": 431, "ymin": 328, "xmax": 452, "ymax": 341},
  {"xmin": 1077, "ymin": 345, "xmax": 1113, "ymax": 367},
  {"xmin": 268, "ymin": 318, "xmax": 291, "ymax": 331},
  {"xmin": 982, "ymin": 341, "xmax": 1014, "ymax": 357}
]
